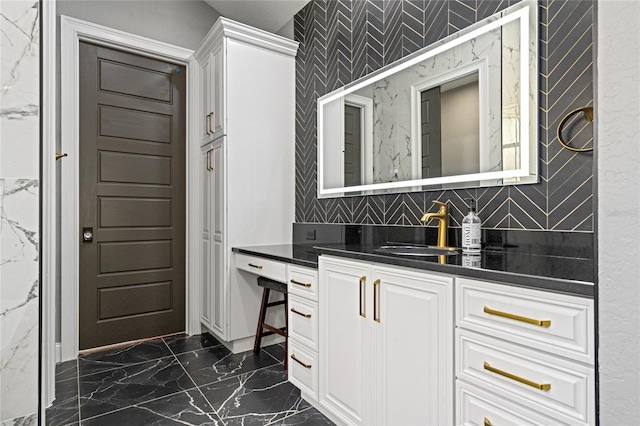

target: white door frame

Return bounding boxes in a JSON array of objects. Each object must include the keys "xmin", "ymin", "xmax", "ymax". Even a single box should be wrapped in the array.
[{"xmin": 56, "ymin": 16, "xmax": 201, "ymax": 363}]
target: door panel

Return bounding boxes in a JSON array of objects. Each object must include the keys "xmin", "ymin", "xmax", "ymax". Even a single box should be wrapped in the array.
[
  {"xmin": 421, "ymin": 87, "xmax": 442, "ymax": 178},
  {"xmin": 79, "ymin": 42, "xmax": 186, "ymax": 349},
  {"xmin": 319, "ymin": 258, "xmax": 369, "ymax": 426},
  {"xmin": 344, "ymin": 104, "xmax": 362, "ymax": 187}
]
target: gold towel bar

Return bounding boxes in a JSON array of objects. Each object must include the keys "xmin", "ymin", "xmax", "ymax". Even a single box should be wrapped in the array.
[{"xmin": 557, "ymin": 106, "xmax": 594, "ymax": 152}]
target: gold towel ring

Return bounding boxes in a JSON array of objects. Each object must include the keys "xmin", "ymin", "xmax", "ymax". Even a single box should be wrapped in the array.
[{"xmin": 557, "ymin": 106, "xmax": 594, "ymax": 152}]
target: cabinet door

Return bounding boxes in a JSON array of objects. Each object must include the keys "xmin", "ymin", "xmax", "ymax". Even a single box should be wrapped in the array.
[
  {"xmin": 200, "ymin": 147, "xmax": 213, "ymax": 327},
  {"xmin": 374, "ymin": 267, "xmax": 454, "ymax": 426},
  {"xmin": 209, "ymin": 43, "xmax": 225, "ymax": 139},
  {"xmin": 200, "ymin": 58, "xmax": 213, "ymax": 145},
  {"xmin": 319, "ymin": 257, "xmax": 371, "ymax": 426},
  {"xmin": 210, "ymin": 141, "xmax": 225, "ymax": 337}
]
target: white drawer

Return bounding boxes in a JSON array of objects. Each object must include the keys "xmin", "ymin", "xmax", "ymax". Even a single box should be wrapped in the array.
[
  {"xmin": 456, "ymin": 278, "xmax": 594, "ymax": 364},
  {"xmin": 457, "ymin": 330, "xmax": 595, "ymax": 425},
  {"xmin": 288, "ymin": 294, "xmax": 318, "ymax": 351},
  {"xmin": 288, "ymin": 340, "xmax": 318, "ymax": 402},
  {"xmin": 457, "ymin": 381, "xmax": 578, "ymax": 426},
  {"xmin": 235, "ymin": 252, "xmax": 286, "ymax": 282},
  {"xmin": 287, "ymin": 265, "xmax": 318, "ymax": 301}
]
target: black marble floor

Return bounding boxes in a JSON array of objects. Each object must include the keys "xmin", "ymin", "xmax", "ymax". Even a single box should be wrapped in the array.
[{"xmin": 46, "ymin": 334, "xmax": 334, "ymax": 426}]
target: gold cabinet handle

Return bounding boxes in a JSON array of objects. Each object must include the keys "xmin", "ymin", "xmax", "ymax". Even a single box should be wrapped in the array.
[
  {"xmin": 205, "ymin": 113, "xmax": 211, "ymax": 135},
  {"xmin": 484, "ymin": 417, "xmax": 493, "ymax": 426},
  {"xmin": 359, "ymin": 276, "xmax": 366, "ymax": 318},
  {"xmin": 206, "ymin": 149, "xmax": 213, "ymax": 171},
  {"xmin": 290, "ymin": 279, "xmax": 311, "ymax": 288},
  {"xmin": 208, "ymin": 112, "xmax": 214, "ymax": 134},
  {"xmin": 373, "ymin": 279, "xmax": 381, "ymax": 323},
  {"xmin": 483, "ymin": 306, "xmax": 551, "ymax": 327},
  {"xmin": 483, "ymin": 362, "xmax": 551, "ymax": 391},
  {"xmin": 248, "ymin": 263, "xmax": 263, "ymax": 269},
  {"xmin": 290, "ymin": 353, "xmax": 311, "ymax": 369},
  {"xmin": 55, "ymin": 153, "xmax": 68, "ymax": 161},
  {"xmin": 290, "ymin": 307, "xmax": 311, "ymax": 318}
]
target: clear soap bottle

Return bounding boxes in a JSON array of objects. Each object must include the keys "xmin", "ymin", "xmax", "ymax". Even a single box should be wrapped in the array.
[{"xmin": 462, "ymin": 198, "xmax": 481, "ymax": 253}]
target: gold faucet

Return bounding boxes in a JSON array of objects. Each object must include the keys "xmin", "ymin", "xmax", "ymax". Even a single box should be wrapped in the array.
[{"xmin": 420, "ymin": 200, "xmax": 449, "ymax": 248}]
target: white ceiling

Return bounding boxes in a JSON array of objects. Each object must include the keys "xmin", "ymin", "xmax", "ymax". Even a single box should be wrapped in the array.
[{"xmin": 204, "ymin": 0, "xmax": 309, "ymax": 33}]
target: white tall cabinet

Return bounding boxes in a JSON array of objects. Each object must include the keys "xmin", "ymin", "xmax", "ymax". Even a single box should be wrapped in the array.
[
  {"xmin": 319, "ymin": 256, "xmax": 454, "ymax": 426},
  {"xmin": 196, "ymin": 18, "xmax": 298, "ymax": 348}
]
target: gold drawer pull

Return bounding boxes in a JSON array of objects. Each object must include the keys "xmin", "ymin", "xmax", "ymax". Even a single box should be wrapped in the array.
[
  {"xmin": 484, "ymin": 418, "xmax": 493, "ymax": 426},
  {"xmin": 483, "ymin": 362, "xmax": 551, "ymax": 391},
  {"xmin": 373, "ymin": 279, "xmax": 381, "ymax": 323},
  {"xmin": 290, "ymin": 279, "xmax": 311, "ymax": 288},
  {"xmin": 290, "ymin": 307, "xmax": 311, "ymax": 318},
  {"xmin": 290, "ymin": 353, "xmax": 311, "ymax": 369},
  {"xmin": 483, "ymin": 306, "xmax": 551, "ymax": 327},
  {"xmin": 359, "ymin": 276, "xmax": 366, "ymax": 318},
  {"xmin": 248, "ymin": 263, "xmax": 263, "ymax": 269}
]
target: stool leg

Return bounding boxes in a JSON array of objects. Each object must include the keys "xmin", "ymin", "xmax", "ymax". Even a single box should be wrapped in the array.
[
  {"xmin": 254, "ymin": 288, "xmax": 270, "ymax": 354},
  {"xmin": 283, "ymin": 293, "xmax": 288, "ymax": 370}
]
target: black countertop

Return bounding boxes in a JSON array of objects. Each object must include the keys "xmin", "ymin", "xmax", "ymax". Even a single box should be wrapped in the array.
[
  {"xmin": 232, "ymin": 244, "xmax": 319, "ymax": 269},
  {"xmin": 232, "ymin": 242, "xmax": 594, "ymax": 298}
]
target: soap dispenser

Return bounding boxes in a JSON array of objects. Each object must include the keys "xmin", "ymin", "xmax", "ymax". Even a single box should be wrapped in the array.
[{"xmin": 462, "ymin": 198, "xmax": 481, "ymax": 253}]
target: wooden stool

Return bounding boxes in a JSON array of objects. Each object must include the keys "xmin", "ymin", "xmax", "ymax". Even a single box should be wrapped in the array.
[{"xmin": 253, "ymin": 276, "xmax": 288, "ymax": 368}]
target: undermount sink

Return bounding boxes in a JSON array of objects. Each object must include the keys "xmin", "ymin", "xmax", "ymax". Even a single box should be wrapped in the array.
[{"xmin": 374, "ymin": 245, "xmax": 460, "ymax": 257}]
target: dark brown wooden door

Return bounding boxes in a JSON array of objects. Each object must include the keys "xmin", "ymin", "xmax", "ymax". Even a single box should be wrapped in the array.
[
  {"xmin": 344, "ymin": 104, "xmax": 362, "ymax": 187},
  {"xmin": 421, "ymin": 87, "xmax": 442, "ymax": 178},
  {"xmin": 79, "ymin": 42, "xmax": 186, "ymax": 350}
]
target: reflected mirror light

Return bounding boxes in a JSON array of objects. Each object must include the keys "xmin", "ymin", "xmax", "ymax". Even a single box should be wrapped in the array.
[{"xmin": 318, "ymin": 1, "xmax": 538, "ymax": 197}]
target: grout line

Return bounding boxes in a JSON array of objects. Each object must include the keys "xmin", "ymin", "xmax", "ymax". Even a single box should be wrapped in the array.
[
  {"xmin": 78, "ymin": 387, "xmax": 195, "ymax": 423},
  {"xmin": 265, "ymin": 406, "xmax": 314, "ymax": 425},
  {"xmin": 171, "ymin": 349, "xmax": 227, "ymax": 426},
  {"xmin": 262, "ymin": 344, "xmax": 286, "ymax": 365},
  {"xmin": 76, "ymin": 353, "xmax": 178, "ymax": 380},
  {"xmin": 76, "ymin": 357, "xmax": 81, "ymax": 425}
]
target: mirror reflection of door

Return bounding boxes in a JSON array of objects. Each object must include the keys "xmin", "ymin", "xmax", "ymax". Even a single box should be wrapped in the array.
[
  {"xmin": 421, "ymin": 87, "xmax": 442, "ymax": 178},
  {"xmin": 344, "ymin": 104, "xmax": 362, "ymax": 187}
]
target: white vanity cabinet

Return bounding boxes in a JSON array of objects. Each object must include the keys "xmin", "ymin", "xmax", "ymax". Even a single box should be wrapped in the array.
[
  {"xmin": 287, "ymin": 265, "xmax": 320, "ymax": 402},
  {"xmin": 455, "ymin": 278, "xmax": 595, "ymax": 426},
  {"xmin": 196, "ymin": 18, "xmax": 298, "ymax": 347},
  {"xmin": 318, "ymin": 256, "xmax": 454, "ymax": 426}
]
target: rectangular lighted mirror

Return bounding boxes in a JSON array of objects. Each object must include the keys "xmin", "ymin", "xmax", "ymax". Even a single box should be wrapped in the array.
[{"xmin": 317, "ymin": 1, "xmax": 538, "ymax": 198}]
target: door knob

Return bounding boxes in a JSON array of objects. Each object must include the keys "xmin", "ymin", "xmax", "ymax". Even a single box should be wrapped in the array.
[{"xmin": 82, "ymin": 227, "xmax": 93, "ymax": 242}]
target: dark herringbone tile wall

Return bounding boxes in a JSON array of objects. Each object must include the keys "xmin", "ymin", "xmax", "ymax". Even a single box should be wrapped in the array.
[{"xmin": 294, "ymin": 0, "xmax": 594, "ymax": 232}]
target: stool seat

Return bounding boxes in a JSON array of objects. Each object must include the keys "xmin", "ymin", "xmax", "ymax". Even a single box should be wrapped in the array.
[{"xmin": 254, "ymin": 276, "xmax": 288, "ymax": 368}]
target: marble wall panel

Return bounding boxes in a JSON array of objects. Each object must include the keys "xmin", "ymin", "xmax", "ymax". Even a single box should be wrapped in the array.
[{"xmin": 0, "ymin": 0, "xmax": 40, "ymax": 423}]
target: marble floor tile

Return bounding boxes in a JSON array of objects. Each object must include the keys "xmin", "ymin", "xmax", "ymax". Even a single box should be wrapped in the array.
[
  {"xmin": 78, "ymin": 338, "xmax": 173, "ymax": 377},
  {"xmin": 82, "ymin": 389, "xmax": 223, "ymax": 426},
  {"xmin": 177, "ymin": 346, "xmax": 279, "ymax": 386},
  {"xmin": 54, "ymin": 359, "xmax": 77, "ymax": 382},
  {"xmin": 45, "ymin": 376, "xmax": 79, "ymax": 426},
  {"xmin": 262, "ymin": 343, "xmax": 286, "ymax": 365},
  {"xmin": 268, "ymin": 407, "xmax": 335, "ymax": 425},
  {"xmin": 200, "ymin": 365, "xmax": 310, "ymax": 425},
  {"xmin": 78, "ymin": 357, "xmax": 196, "ymax": 420},
  {"xmin": 163, "ymin": 332, "xmax": 223, "ymax": 356}
]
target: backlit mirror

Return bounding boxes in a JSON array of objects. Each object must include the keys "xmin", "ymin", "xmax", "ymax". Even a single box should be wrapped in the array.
[{"xmin": 318, "ymin": 1, "xmax": 538, "ymax": 197}]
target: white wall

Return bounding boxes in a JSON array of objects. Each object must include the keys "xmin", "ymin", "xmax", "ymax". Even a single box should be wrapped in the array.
[
  {"xmin": 56, "ymin": 0, "xmax": 220, "ymax": 49},
  {"xmin": 441, "ymin": 82, "xmax": 480, "ymax": 176},
  {"xmin": 597, "ymin": 1, "xmax": 640, "ymax": 424}
]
